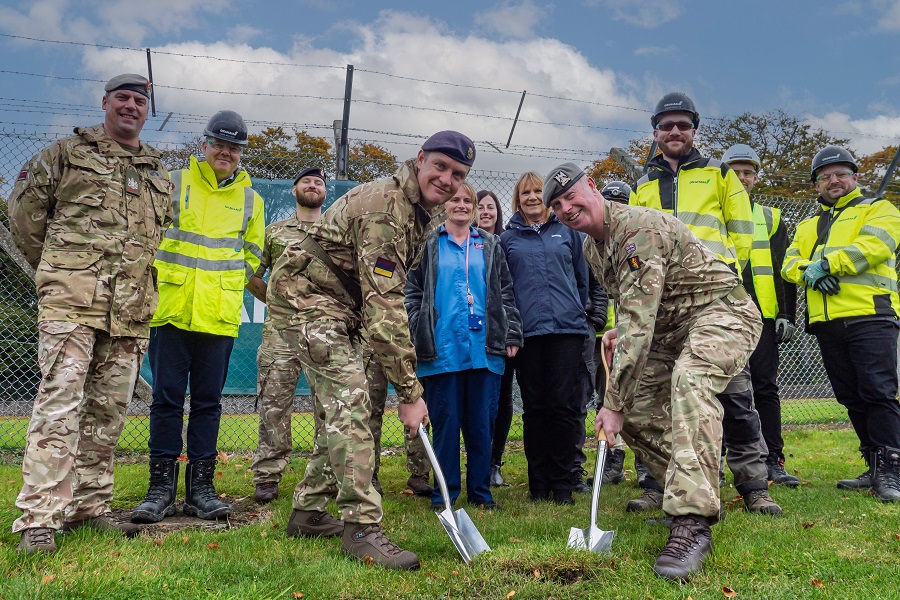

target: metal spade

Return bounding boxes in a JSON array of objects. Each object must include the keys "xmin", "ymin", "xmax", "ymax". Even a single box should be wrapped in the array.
[
  {"xmin": 418, "ymin": 423, "xmax": 491, "ymax": 563},
  {"xmin": 567, "ymin": 428, "xmax": 615, "ymax": 553}
]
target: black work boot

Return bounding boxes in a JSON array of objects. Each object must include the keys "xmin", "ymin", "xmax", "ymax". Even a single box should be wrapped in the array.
[
  {"xmin": 872, "ymin": 446, "xmax": 900, "ymax": 503},
  {"xmin": 652, "ymin": 515, "xmax": 713, "ymax": 581},
  {"xmin": 766, "ymin": 453, "xmax": 801, "ymax": 487},
  {"xmin": 490, "ymin": 463, "xmax": 504, "ymax": 487},
  {"xmin": 837, "ymin": 446, "xmax": 875, "ymax": 490},
  {"xmin": 255, "ymin": 482, "xmax": 278, "ymax": 504},
  {"xmin": 341, "ymin": 522, "xmax": 420, "ymax": 570},
  {"xmin": 183, "ymin": 460, "xmax": 232, "ymax": 520},
  {"xmin": 286, "ymin": 509, "xmax": 344, "ymax": 537},
  {"xmin": 572, "ymin": 468, "xmax": 590, "ymax": 494},
  {"xmin": 627, "ymin": 476, "xmax": 664, "ymax": 512},
  {"xmin": 405, "ymin": 475, "xmax": 433, "ymax": 497},
  {"xmin": 634, "ymin": 457, "xmax": 651, "ymax": 488},
  {"xmin": 602, "ymin": 448, "xmax": 626, "ymax": 484},
  {"xmin": 131, "ymin": 459, "xmax": 179, "ymax": 524}
]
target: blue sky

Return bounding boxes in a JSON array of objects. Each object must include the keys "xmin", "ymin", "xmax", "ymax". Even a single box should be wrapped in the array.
[{"xmin": 0, "ymin": 0, "xmax": 898, "ymax": 175}]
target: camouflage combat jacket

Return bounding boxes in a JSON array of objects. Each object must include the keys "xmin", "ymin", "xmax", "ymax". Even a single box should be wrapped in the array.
[
  {"xmin": 583, "ymin": 201, "xmax": 742, "ymax": 413},
  {"xmin": 8, "ymin": 124, "xmax": 173, "ymax": 337},
  {"xmin": 268, "ymin": 159, "xmax": 436, "ymax": 403},
  {"xmin": 256, "ymin": 213, "xmax": 314, "ymax": 279}
]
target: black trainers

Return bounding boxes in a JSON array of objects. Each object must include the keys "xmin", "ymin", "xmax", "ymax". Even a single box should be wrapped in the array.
[
  {"xmin": 286, "ymin": 509, "xmax": 344, "ymax": 538},
  {"xmin": 17, "ymin": 527, "xmax": 57, "ymax": 555},
  {"xmin": 837, "ymin": 447, "xmax": 874, "ymax": 490},
  {"xmin": 341, "ymin": 522, "xmax": 420, "ymax": 570},
  {"xmin": 602, "ymin": 448, "xmax": 626, "ymax": 484},
  {"xmin": 872, "ymin": 446, "xmax": 900, "ymax": 503},
  {"xmin": 652, "ymin": 515, "xmax": 712, "ymax": 581},
  {"xmin": 766, "ymin": 454, "xmax": 800, "ymax": 487}
]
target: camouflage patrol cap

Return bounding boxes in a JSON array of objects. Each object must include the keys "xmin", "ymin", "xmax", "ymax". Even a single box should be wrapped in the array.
[
  {"xmin": 104, "ymin": 73, "xmax": 151, "ymax": 98},
  {"xmin": 421, "ymin": 130, "xmax": 476, "ymax": 166},
  {"xmin": 543, "ymin": 163, "xmax": 585, "ymax": 206},
  {"xmin": 293, "ymin": 166, "xmax": 327, "ymax": 185}
]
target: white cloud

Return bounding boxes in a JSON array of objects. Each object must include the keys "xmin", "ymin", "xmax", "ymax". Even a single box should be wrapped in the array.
[
  {"xmin": 80, "ymin": 10, "xmax": 649, "ymax": 172},
  {"xmin": 633, "ymin": 45, "xmax": 677, "ymax": 57},
  {"xmin": 804, "ymin": 111, "xmax": 900, "ymax": 155},
  {"xmin": 582, "ymin": 0, "xmax": 682, "ymax": 28},
  {"xmin": 874, "ymin": 0, "xmax": 900, "ymax": 30},
  {"xmin": 475, "ymin": 0, "xmax": 548, "ymax": 39}
]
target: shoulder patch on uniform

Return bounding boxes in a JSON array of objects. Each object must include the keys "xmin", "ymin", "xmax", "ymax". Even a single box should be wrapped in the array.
[
  {"xmin": 17, "ymin": 169, "xmax": 27, "ymax": 181},
  {"xmin": 625, "ymin": 242, "xmax": 636, "ymax": 254},
  {"xmin": 628, "ymin": 255, "xmax": 642, "ymax": 271},
  {"xmin": 373, "ymin": 256, "xmax": 397, "ymax": 278}
]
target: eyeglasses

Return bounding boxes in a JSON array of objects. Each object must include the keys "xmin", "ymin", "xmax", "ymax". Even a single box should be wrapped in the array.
[
  {"xmin": 732, "ymin": 168, "xmax": 758, "ymax": 177},
  {"xmin": 207, "ymin": 139, "xmax": 242, "ymax": 155},
  {"xmin": 655, "ymin": 121, "xmax": 694, "ymax": 132},
  {"xmin": 815, "ymin": 170, "xmax": 854, "ymax": 183}
]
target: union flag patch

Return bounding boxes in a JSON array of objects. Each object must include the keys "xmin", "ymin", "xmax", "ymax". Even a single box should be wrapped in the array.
[
  {"xmin": 373, "ymin": 256, "xmax": 396, "ymax": 278},
  {"xmin": 17, "ymin": 169, "xmax": 27, "ymax": 181}
]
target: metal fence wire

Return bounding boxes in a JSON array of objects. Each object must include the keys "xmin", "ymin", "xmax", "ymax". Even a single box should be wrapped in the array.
[{"xmin": 0, "ymin": 130, "xmax": 856, "ymax": 454}]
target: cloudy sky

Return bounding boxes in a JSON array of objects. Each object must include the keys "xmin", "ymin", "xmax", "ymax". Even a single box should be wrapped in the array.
[{"xmin": 0, "ymin": 0, "xmax": 898, "ymax": 178}]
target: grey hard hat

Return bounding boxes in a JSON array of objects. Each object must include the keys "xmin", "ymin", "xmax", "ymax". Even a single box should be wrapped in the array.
[
  {"xmin": 600, "ymin": 181, "xmax": 634, "ymax": 204},
  {"xmin": 810, "ymin": 145, "xmax": 858, "ymax": 182},
  {"xmin": 651, "ymin": 92, "xmax": 700, "ymax": 129},
  {"xmin": 722, "ymin": 144, "xmax": 761, "ymax": 171},
  {"xmin": 203, "ymin": 110, "xmax": 248, "ymax": 146}
]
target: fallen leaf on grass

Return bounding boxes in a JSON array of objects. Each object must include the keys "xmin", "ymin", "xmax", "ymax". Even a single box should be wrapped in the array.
[
  {"xmin": 153, "ymin": 539, "xmax": 164, "ymax": 546},
  {"xmin": 426, "ymin": 572, "xmax": 440, "ymax": 580},
  {"xmin": 363, "ymin": 556, "xmax": 374, "ymax": 566},
  {"xmin": 401, "ymin": 489, "xmax": 414, "ymax": 496},
  {"xmin": 811, "ymin": 579, "xmax": 825, "ymax": 588},
  {"xmin": 182, "ymin": 537, "xmax": 188, "ymax": 545},
  {"xmin": 216, "ymin": 472, "xmax": 224, "ymax": 479},
  {"xmin": 722, "ymin": 586, "xmax": 737, "ymax": 597},
  {"xmin": 802, "ymin": 522, "xmax": 816, "ymax": 529},
  {"xmin": 260, "ymin": 531, "xmax": 267, "ymax": 538},
  {"xmin": 162, "ymin": 584, "xmax": 168, "ymax": 589},
  {"xmin": 207, "ymin": 542, "xmax": 219, "ymax": 549},
  {"xmin": 505, "ymin": 591, "xmax": 516, "ymax": 600},
  {"xmin": 451, "ymin": 570, "xmax": 459, "ymax": 576},
  {"xmin": 41, "ymin": 575, "xmax": 57, "ymax": 585},
  {"xmin": 217, "ymin": 451, "xmax": 231, "ymax": 463},
  {"xmin": 509, "ymin": 537, "xmax": 523, "ymax": 543},
  {"xmin": 293, "ymin": 593, "xmax": 304, "ymax": 599},
  {"xmin": 178, "ymin": 454, "xmax": 188, "ymax": 462},
  {"xmin": 219, "ymin": 493, "xmax": 227, "ymax": 498},
  {"xmin": 533, "ymin": 569, "xmax": 540, "ymax": 579}
]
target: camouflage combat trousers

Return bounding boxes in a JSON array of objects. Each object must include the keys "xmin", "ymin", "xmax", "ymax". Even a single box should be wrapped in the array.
[
  {"xmin": 251, "ymin": 324, "xmax": 304, "ymax": 485},
  {"xmin": 364, "ymin": 344, "xmax": 431, "ymax": 482},
  {"xmin": 619, "ymin": 295, "xmax": 761, "ymax": 522},
  {"xmin": 285, "ymin": 320, "xmax": 380, "ymax": 523},
  {"xmin": 13, "ymin": 321, "xmax": 147, "ymax": 532}
]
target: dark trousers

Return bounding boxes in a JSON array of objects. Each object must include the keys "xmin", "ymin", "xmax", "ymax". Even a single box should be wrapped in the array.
[
  {"xmin": 516, "ymin": 334, "xmax": 584, "ymax": 493},
  {"xmin": 719, "ymin": 365, "xmax": 769, "ymax": 494},
  {"xmin": 815, "ymin": 319, "xmax": 900, "ymax": 449},
  {"xmin": 148, "ymin": 324, "xmax": 235, "ymax": 461},
  {"xmin": 490, "ymin": 360, "xmax": 515, "ymax": 466},
  {"xmin": 749, "ymin": 318, "xmax": 785, "ymax": 459},
  {"xmin": 575, "ymin": 327, "xmax": 598, "ymax": 472},
  {"xmin": 423, "ymin": 369, "xmax": 500, "ymax": 506}
]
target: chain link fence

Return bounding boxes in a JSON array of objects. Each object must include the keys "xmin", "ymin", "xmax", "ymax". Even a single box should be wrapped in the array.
[{"xmin": 0, "ymin": 130, "xmax": 854, "ymax": 455}]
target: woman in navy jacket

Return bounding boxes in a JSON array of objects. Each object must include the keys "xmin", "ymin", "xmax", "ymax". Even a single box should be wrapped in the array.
[
  {"xmin": 405, "ymin": 183, "xmax": 523, "ymax": 509},
  {"xmin": 501, "ymin": 171, "xmax": 589, "ymax": 504}
]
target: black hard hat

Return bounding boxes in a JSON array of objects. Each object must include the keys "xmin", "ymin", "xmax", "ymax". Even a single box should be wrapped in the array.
[
  {"xmin": 600, "ymin": 181, "xmax": 634, "ymax": 204},
  {"xmin": 651, "ymin": 92, "xmax": 700, "ymax": 129},
  {"xmin": 810, "ymin": 145, "xmax": 858, "ymax": 182},
  {"xmin": 203, "ymin": 110, "xmax": 248, "ymax": 146}
]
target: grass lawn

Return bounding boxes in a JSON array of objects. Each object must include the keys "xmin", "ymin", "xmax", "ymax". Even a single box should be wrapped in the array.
[{"xmin": 1, "ymin": 428, "xmax": 898, "ymax": 599}]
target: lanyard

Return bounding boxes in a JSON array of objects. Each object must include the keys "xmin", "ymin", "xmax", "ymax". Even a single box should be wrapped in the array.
[{"xmin": 464, "ymin": 230, "xmax": 474, "ymax": 314}]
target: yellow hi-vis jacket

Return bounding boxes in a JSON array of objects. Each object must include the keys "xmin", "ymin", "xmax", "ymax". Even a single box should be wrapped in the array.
[
  {"xmin": 782, "ymin": 188, "xmax": 900, "ymax": 326},
  {"xmin": 748, "ymin": 203, "xmax": 781, "ymax": 319},
  {"xmin": 151, "ymin": 156, "xmax": 265, "ymax": 337},
  {"xmin": 632, "ymin": 149, "xmax": 753, "ymax": 273}
]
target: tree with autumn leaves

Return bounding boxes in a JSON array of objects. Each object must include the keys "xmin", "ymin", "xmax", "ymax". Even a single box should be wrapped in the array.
[{"xmin": 588, "ymin": 110, "xmax": 898, "ymax": 201}]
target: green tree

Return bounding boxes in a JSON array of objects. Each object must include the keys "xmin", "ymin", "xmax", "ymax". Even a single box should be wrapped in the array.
[
  {"xmin": 857, "ymin": 145, "xmax": 900, "ymax": 202},
  {"xmin": 345, "ymin": 142, "xmax": 398, "ymax": 183}
]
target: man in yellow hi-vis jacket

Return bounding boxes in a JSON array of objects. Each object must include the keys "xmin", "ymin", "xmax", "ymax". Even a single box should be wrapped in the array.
[
  {"xmin": 131, "ymin": 110, "xmax": 266, "ymax": 523},
  {"xmin": 782, "ymin": 145, "xmax": 900, "ymax": 503}
]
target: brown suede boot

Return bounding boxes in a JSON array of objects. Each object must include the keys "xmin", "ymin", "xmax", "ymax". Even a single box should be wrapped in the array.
[
  {"xmin": 341, "ymin": 522, "xmax": 420, "ymax": 570},
  {"xmin": 652, "ymin": 515, "xmax": 712, "ymax": 581},
  {"xmin": 286, "ymin": 509, "xmax": 344, "ymax": 538},
  {"xmin": 61, "ymin": 514, "xmax": 141, "ymax": 538}
]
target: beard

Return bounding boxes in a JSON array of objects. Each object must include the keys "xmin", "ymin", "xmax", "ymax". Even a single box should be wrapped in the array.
[
  {"xmin": 295, "ymin": 190, "xmax": 326, "ymax": 209},
  {"xmin": 659, "ymin": 137, "xmax": 694, "ymax": 160}
]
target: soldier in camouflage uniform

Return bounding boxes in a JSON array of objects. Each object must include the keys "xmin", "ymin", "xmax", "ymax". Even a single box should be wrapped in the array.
[
  {"xmin": 247, "ymin": 166, "xmax": 328, "ymax": 503},
  {"xmin": 7, "ymin": 74, "xmax": 173, "ymax": 554},
  {"xmin": 544, "ymin": 163, "xmax": 761, "ymax": 581},
  {"xmin": 266, "ymin": 131, "xmax": 476, "ymax": 570}
]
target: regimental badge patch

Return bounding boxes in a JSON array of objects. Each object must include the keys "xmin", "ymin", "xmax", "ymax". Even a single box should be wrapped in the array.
[
  {"xmin": 625, "ymin": 243, "xmax": 636, "ymax": 254},
  {"xmin": 17, "ymin": 169, "xmax": 27, "ymax": 182},
  {"xmin": 628, "ymin": 255, "xmax": 642, "ymax": 271},
  {"xmin": 373, "ymin": 256, "xmax": 396, "ymax": 278},
  {"xmin": 125, "ymin": 167, "xmax": 141, "ymax": 196}
]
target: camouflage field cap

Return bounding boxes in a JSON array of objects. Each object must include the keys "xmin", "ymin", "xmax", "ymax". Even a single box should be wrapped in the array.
[
  {"xmin": 104, "ymin": 73, "xmax": 151, "ymax": 98},
  {"xmin": 421, "ymin": 130, "xmax": 476, "ymax": 166},
  {"xmin": 543, "ymin": 163, "xmax": 585, "ymax": 206}
]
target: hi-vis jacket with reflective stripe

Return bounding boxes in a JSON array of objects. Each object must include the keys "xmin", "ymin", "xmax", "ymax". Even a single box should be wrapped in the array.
[
  {"xmin": 151, "ymin": 156, "xmax": 265, "ymax": 337},
  {"xmin": 632, "ymin": 149, "xmax": 753, "ymax": 273},
  {"xmin": 742, "ymin": 202, "xmax": 795, "ymax": 321},
  {"xmin": 782, "ymin": 188, "xmax": 900, "ymax": 326}
]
